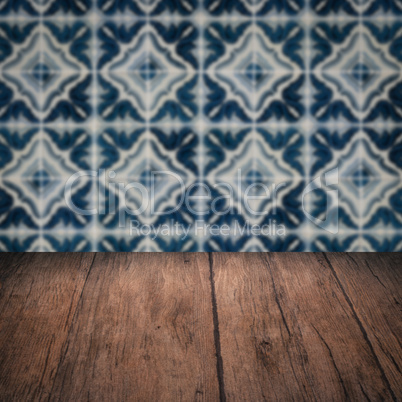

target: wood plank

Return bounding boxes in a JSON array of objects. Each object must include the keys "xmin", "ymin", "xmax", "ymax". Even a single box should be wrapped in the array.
[
  {"xmin": 50, "ymin": 253, "xmax": 219, "ymax": 401},
  {"xmin": 0, "ymin": 252, "xmax": 95, "ymax": 401},
  {"xmin": 211, "ymin": 252, "xmax": 398, "ymax": 401},
  {"xmin": 323, "ymin": 252, "xmax": 402, "ymax": 400}
]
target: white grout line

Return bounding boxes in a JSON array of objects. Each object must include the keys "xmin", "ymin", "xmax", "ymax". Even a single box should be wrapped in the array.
[
  {"xmin": 197, "ymin": 5, "xmax": 206, "ymax": 251},
  {"xmin": 3, "ymin": 121, "xmax": 402, "ymax": 128},
  {"xmin": 251, "ymin": 0, "xmax": 257, "ymax": 221},
  {"xmin": 358, "ymin": 6, "xmax": 364, "ymax": 249},
  {"xmin": 145, "ymin": 14, "xmax": 151, "ymax": 251},
  {"xmin": 39, "ymin": 12, "xmax": 44, "ymax": 251},
  {"xmin": 1, "ymin": 13, "xmax": 402, "ymax": 21},
  {"xmin": 303, "ymin": 4, "xmax": 313, "ymax": 251},
  {"xmin": 91, "ymin": 9, "xmax": 98, "ymax": 252}
]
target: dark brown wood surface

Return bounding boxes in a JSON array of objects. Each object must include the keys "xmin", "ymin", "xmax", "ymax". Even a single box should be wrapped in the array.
[
  {"xmin": 324, "ymin": 253, "xmax": 402, "ymax": 399},
  {"xmin": 0, "ymin": 253, "xmax": 95, "ymax": 400},
  {"xmin": 0, "ymin": 252, "xmax": 400, "ymax": 401},
  {"xmin": 50, "ymin": 253, "xmax": 218, "ymax": 401}
]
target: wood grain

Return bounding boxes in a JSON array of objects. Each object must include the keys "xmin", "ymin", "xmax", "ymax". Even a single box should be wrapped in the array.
[
  {"xmin": 0, "ymin": 253, "xmax": 94, "ymax": 401},
  {"xmin": 211, "ymin": 252, "xmax": 400, "ymax": 401},
  {"xmin": 324, "ymin": 252, "xmax": 402, "ymax": 400},
  {"xmin": 49, "ymin": 253, "xmax": 219, "ymax": 401},
  {"xmin": 0, "ymin": 252, "xmax": 401, "ymax": 401}
]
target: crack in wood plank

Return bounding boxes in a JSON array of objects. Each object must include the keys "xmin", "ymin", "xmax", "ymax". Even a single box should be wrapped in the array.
[{"xmin": 322, "ymin": 252, "xmax": 398, "ymax": 402}]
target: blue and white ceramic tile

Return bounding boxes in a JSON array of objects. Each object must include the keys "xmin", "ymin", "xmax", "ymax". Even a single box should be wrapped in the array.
[{"xmin": 0, "ymin": 0, "xmax": 401, "ymax": 251}]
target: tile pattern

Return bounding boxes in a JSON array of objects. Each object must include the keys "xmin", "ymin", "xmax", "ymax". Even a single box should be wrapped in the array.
[{"xmin": 0, "ymin": 0, "xmax": 401, "ymax": 251}]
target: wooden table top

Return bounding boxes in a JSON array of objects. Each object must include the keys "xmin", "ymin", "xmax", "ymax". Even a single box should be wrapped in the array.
[{"xmin": 0, "ymin": 253, "xmax": 401, "ymax": 401}]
